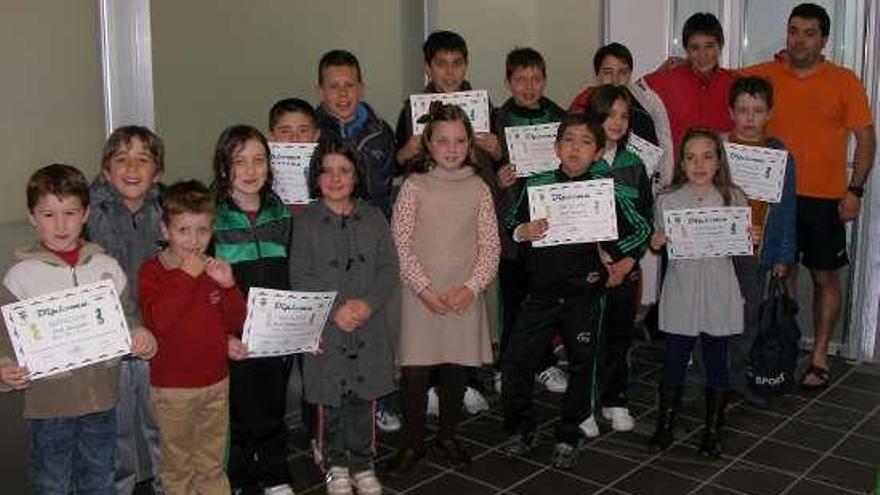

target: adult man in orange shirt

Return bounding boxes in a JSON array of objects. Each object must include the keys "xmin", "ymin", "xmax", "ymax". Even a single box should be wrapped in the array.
[{"xmin": 743, "ymin": 3, "xmax": 875, "ymax": 389}]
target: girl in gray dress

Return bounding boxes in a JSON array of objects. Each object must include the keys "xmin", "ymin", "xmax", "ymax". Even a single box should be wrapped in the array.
[{"xmin": 647, "ymin": 128, "xmax": 748, "ymax": 459}]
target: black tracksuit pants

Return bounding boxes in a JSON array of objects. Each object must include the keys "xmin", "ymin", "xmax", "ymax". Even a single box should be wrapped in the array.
[{"xmin": 502, "ymin": 288, "xmax": 605, "ymax": 444}]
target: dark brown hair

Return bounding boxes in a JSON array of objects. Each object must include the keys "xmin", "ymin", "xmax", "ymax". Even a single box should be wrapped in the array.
[
  {"xmin": 27, "ymin": 163, "xmax": 90, "ymax": 211},
  {"xmin": 210, "ymin": 125, "xmax": 272, "ymax": 203},
  {"xmin": 307, "ymin": 137, "xmax": 367, "ymax": 200},
  {"xmin": 160, "ymin": 180, "xmax": 215, "ymax": 224}
]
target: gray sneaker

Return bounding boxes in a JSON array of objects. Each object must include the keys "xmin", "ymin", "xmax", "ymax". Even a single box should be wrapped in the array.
[{"xmin": 551, "ymin": 441, "xmax": 581, "ymax": 470}]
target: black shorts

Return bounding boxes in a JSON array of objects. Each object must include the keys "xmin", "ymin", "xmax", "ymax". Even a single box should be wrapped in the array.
[{"xmin": 796, "ymin": 196, "xmax": 849, "ymax": 270}]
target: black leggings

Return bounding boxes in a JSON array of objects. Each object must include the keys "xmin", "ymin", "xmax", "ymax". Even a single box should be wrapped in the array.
[
  {"xmin": 664, "ymin": 333, "xmax": 731, "ymax": 391},
  {"xmin": 400, "ymin": 364, "xmax": 468, "ymax": 450}
]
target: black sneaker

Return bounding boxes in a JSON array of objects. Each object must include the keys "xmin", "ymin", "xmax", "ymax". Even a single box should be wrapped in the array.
[
  {"xmin": 502, "ymin": 432, "xmax": 537, "ymax": 456},
  {"xmin": 551, "ymin": 441, "xmax": 581, "ymax": 470}
]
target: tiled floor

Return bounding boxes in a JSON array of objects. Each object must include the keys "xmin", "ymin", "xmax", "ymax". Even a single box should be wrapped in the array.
[{"xmin": 282, "ymin": 342, "xmax": 880, "ymax": 495}]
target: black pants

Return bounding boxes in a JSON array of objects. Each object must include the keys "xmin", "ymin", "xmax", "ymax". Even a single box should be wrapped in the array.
[
  {"xmin": 600, "ymin": 271, "xmax": 640, "ymax": 407},
  {"xmin": 664, "ymin": 333, "xmax": 730, "ymax": 391},
  {"xmin": 502, "ymin": 289, "xmax": 604, "ymax": 444},
  {"xmin": 228, "ymin": 356, "xmax": 293, "ymax": 490},
  {"xmin": 499, "ymin": 258, "xmax": 529, "ymax": 356},
  {"xmin": 729, "ymin": 256, "xmax": 764, "ymax": 392},
  {"xmin": 400, "ymin": 364, "xmax": 468, "ymax": 451}
]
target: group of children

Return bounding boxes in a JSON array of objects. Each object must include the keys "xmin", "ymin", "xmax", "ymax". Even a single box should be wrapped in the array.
[{"xmin": 0, "ymin": 27, "xmax": 797, "ymax": 495}]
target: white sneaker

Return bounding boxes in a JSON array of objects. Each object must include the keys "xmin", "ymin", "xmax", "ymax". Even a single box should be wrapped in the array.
[
  {"xmin": 325, "ymin": 466, "xmax": 353, "ymax": 495},
  {"xmin": 579, "ymin": 414, "xmax": 600, "ymax": 438},
  {"xmin": 602, "ymin": 407, "xmax": 635, "ymax": 432},
  {"xmin": 494, "ymin": 370, "xmax": 502, "ymax": 395},
  {"xmin": 426, "ymin": 387, "xmax": 439, "ymax": 417},
  {"xmin": 375, "ymin": 407, "xmax": 401, "ymax": 432},
  {"xmin": 352, "ymin": 470, "xmax": 383, "ymax": 495},
  {"xmin": 311, "ymin": 437, "xmax": 323, "ymax": 466},
  {"xmin": 463, "ymin": 386, "xmax": 490, "ymax": 414},
  {"xmin": 264, "ymin": 483, "xmax": 295, "ymax": 495},
  {"xmin": 536, "ymin": 366, "xmax": 568, "ymax": 393}
]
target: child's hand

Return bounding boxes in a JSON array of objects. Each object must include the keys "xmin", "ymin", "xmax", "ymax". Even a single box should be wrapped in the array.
[
  {"xmin": 333, "ymin": 303, "xmax": 361, "ymax": 332},
  {"xmin": 518, "ymin": 219, "xmax": 549, "ymax": 242},
  {"xmin": 606, "ymin": 257, "xmax": 635, "ymax": 288},
  {"xmin": 650, "ymin": 231, "xmax": 668, "ymax": 250},
  {"xmin": 227, "ymin": 336, "xmax": 248, "ymax": 361},
  {"xmin": 130, "ymin": 327, "xmax": 157, "ymax": 360},
  {"xmin": 496, "ymin": 164, "xmax": 517, "ymax": 189},
  {"xmin": 749, "ymin": 224, "xmax": 764, "ymax": 246},
  {"xmin": 475, "ymin": 132, "xmax": 502, "ymax": 160},
  {"xmin": 398, "ymin": 135, "xmax": 422, "ymax": 163},
  {"xmin": 442, "ymin": 286, "xmax": 475, "ymax": 314},
  {"xmin": 771, "ymin": 263, "xmax": 790, "ymax": 278},
  {"xmin": 0, "ymin": 363, "xmax": 29, "ymax": 390},
  {"xmin": 205, "ymin": 257, "xmax": 235, "ymax": 288},
  {"xmin": 418, "ymin": 288, "xmax": 453, "ymax": 315},
  {"xmin": 346, "ymin": 299, "xmax": 372, "ymax": 324},
  {"xmin": 180, "ymin": 252, "xmax": 206, "ymax": 278}
]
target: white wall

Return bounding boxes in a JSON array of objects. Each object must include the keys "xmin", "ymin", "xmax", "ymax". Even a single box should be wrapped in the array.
[
  {"xmin": 607, "ymin": 0, "xmax": 671, "ymax": 78},
  {"xmin": 429, "ymin": 0, "xmax": 603, "ymax": 108}
]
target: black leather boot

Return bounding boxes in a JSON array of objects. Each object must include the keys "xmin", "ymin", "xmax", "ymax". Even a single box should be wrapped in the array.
[
  {"xmin": 647, "ymin": 384, "xmax": 682, "ymax": 452},
  {"xmin": 698, "ymin": 387, "xmax": 728, "ymax": 459}
]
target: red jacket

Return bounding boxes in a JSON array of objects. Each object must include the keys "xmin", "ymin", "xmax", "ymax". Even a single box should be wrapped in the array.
[
  {"xmin": 139, "ymin": 253, "xmax": 246, "ymax": 388},
  {"xmin": 644, "ymin": 65, "xmax": 735, "ymax": 156},
  {"xmin": 568, "ymin": 86, "xmax": 594, "ymax": 114}
]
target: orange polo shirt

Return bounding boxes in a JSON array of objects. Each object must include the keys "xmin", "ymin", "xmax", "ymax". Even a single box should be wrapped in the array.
[{"xmin": 741, "ymin": 61, "xmax": 872, "ymax": 199}]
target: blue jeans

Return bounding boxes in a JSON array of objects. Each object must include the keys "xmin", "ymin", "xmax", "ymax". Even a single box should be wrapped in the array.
[{"xmin": 28, "ymin": 408, "xmax": 116, "ymax": 495}]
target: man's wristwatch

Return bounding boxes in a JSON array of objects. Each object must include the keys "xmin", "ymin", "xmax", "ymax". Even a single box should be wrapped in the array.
[{"xmin": 848, "ymin": 184, "xmax": 865, "ymax": 198}]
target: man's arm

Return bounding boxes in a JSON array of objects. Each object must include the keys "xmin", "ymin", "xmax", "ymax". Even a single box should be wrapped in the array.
[{"xmin": 839, "ymin": 125, "xmax": 876, "ymax": 221}]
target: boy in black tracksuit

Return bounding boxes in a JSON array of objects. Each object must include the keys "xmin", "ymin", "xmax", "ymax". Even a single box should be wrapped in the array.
[
  {"xmin": 493, "ymin": 48, "xmax": 566, "ymax": 358},
  {"xmin": 500, "ymin": 113, "xmax": 642, "ymax": 470}
]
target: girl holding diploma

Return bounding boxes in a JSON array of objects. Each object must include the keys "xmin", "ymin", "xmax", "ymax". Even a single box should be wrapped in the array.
[
  {"xmin": 290, "ymin": 138, "xmax": 398, "ymax": 495},
  {"xmin": 648, "ymin": 128, "xmax": 747, "ymax": 459},
  {"xmin": 209, "ymin": 125, "xmax": 295, "ymax": 494},
  {"xmin": 389, "ymin": 102, "xmax": 500, "ymax": 476}
]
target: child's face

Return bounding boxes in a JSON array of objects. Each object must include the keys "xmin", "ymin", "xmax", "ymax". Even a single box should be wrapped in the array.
[
  {"xmin": 596, "ymin": 55, "xmax": 632, "ymax": 86},
  {"xmin": 555, "ymin": 125, "xmax": 604, "ymax": 177},
  {"xmin": 229, "ymin": 138, "xmax": 269, "ymax": 203},
  {"xmin": 507, "ymin": 66, "xmax": 546, "ymax": 109},
  {"xmin": 319, "ymin": 65, "xmax": 363, "ymax": 123},
  {"xmin": 28, "ymin": 194, "xmax": 89, "ymax": 252},
  {"xmin": 685, "ymin": 34, "xmax": 721, "ymax": 76},
  {"xmin": 683, "ymin": 136, "xmax": 720, "ymax": 187},
  {"xmin": 270, "ymin": 111, "xmax": 319, "ymax": 143},
  {"xmin": 102, "ymin": 137, "xmax": 162, "ymax": 212},
  {"xmin": 730, "ymin": 93, "xmax": 770, "ymax": 142},
  {"xmin": 161, "ymin": 212, "xmax": 212, "ymax": 259},
  {"xmin": 603, "ymin": 98, "xmax": 630, "ymax": 145},
  {"xmin": 427, "ymin": 120, "xmax": 469, "ymax": 171},
  {"xmin": 318, "ymin": 153, "xmax": 356, "ymax": 204},
  {"xmin": 426, "ymin": 50, "xmax": 467, "ymax": 93}
]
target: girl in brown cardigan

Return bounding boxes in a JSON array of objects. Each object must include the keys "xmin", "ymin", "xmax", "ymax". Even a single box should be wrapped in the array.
[{"xmin": 389, "ymin": 103, "xmax": 500, "ymax": 476}]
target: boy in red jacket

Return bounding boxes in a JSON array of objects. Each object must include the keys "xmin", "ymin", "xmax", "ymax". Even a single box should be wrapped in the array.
[{"xmin": 139, "ymin": 180, "xmax": 248, "ymax": 494}]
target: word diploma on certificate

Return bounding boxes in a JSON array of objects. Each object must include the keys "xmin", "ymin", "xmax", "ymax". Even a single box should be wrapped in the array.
[
  {"xmin": 269, "ymin": 142, "xmax": 318, "ymax": 205},
  {"xmin": 725, "ymin": 142, "xmax": 787, "ymax": 203},
  {"xmin": 1, "ymin": 280, "xmax": 131, "ymax": 380},
  {"xmin": 626, "ymin": 133, "xmax": 664, "ymax": 180},
  {"xmin": 665, "ymin": 207, "xmax": 753, "ymax": 259},
  {"xmin": 410, "ymin": 90, "xmax": 490, "ymax": 135},
  {"xmin": 242, "ymin": 288, "xmax": 337, "ymax": 357},
  {"xmin": 505, "ymin": 122, "xmax": 560, "ymax": 177},
  {"xmin": 527, "ymin": 179, "xmax": 618, "ymax": 247}
]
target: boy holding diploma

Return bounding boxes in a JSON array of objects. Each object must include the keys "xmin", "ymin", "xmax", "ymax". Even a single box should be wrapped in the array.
[
  {"xmin": 501, "ymin": 114, "xmax": 639, "ymax": 469},
  {"xmin": 724, "ymin": 76, "xmax": 797, "ymax": 405},
  {"xmin": 0, "ymin": 164, "xmax": 156, "ymax": 494}
]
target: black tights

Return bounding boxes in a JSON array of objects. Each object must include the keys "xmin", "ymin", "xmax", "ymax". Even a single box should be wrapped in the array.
[{"xmin": 400, "ymin": 364, "xmax": 468, "ymax": 450}]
